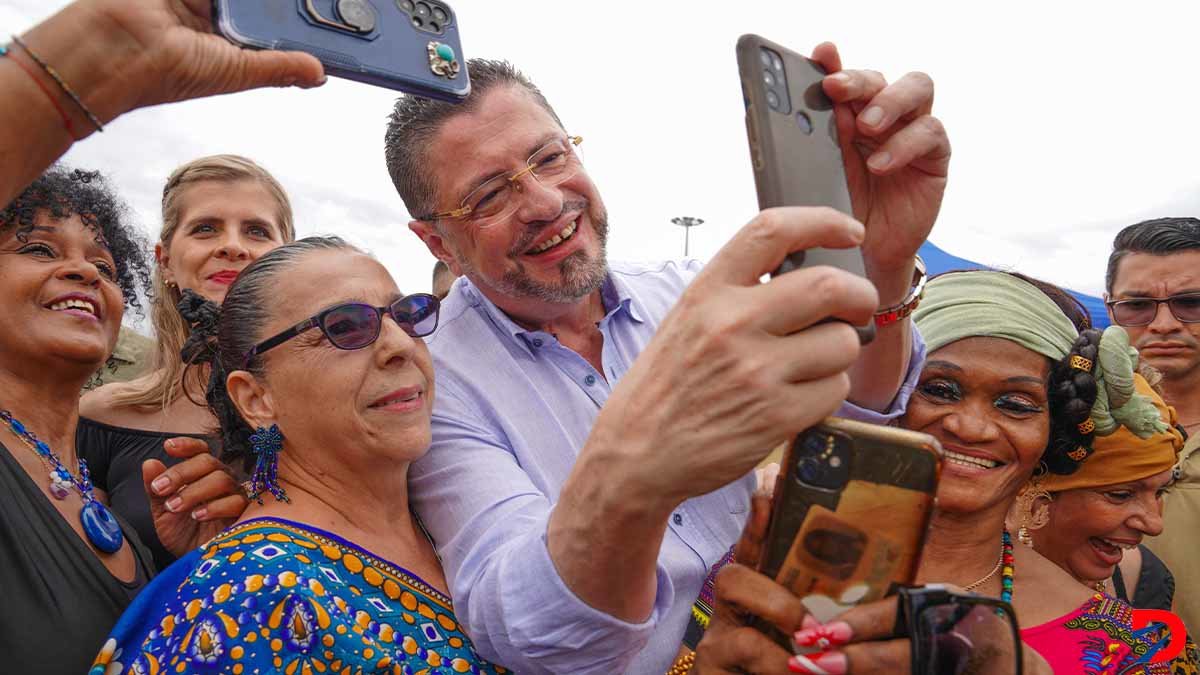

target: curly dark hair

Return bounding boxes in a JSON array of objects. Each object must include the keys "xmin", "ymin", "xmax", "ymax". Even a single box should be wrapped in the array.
[{"xmin": 0, "ymin": 167, "xmax": 152, "ymax": 315}]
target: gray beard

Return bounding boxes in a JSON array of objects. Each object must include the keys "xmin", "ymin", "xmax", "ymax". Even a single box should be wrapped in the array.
[{"xmin": 460, "ymin": 208, "xmax": 610, "ymax": 305}]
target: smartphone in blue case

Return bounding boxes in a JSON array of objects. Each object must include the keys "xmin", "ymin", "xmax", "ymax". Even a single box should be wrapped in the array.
[{"xmin": 214, "ymin": 0, "xmax": 470, "ymax": 102}]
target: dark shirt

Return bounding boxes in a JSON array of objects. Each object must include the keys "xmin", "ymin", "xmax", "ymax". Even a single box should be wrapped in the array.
[
  {"xmin": 76, "ymin": 417, "xmax": 208, "ymax": 571},
  {"xmin": 1113, "ymin": 544, "xmax": 1175, "ymax": 612},
  {"xmin": 0, "ymin": 440, "xmax": 153, "ymax": 673}
]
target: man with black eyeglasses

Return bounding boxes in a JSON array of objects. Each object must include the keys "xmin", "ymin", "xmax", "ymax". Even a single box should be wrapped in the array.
[{"xmin": 1105, "ymin": 216, "xmax": 1200, "ymax": 633}]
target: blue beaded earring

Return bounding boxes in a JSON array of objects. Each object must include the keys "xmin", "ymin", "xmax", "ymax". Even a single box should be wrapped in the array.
[{"xmin": 247, "ymin": 424, "xmax": 289, "ymax": 504}]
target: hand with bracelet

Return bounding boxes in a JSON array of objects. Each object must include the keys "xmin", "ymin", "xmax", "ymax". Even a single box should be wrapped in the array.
[
  {"xmin": 0, "ymin": 0, "xmax": 326, "ymax": 207},
  {"xmin": 809, "ymin": 43, "xmax": 949, "ymax": 413}
]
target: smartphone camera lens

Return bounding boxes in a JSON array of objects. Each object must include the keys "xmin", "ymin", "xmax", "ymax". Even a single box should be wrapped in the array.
[
  {"xmin": 797, "ymin": 456, "xmax": 822, "ymax": 484},
  {"xmin": 760, "ymin": 50, "xmax": 772, "ymax": 67},
  {"xmin": 765, "ymin": 89, "xmax": 780, "ymax": 110},
  {"xmin": 763, "ymin": 71, "xmax": 776, "ymax": 87},
  {"xmin": 772, "ymin": 54, "xmax": 783, "ymax": 71},
  {"xmin": 432, "ymin": 6, "xmax": 448, "ymax": 22},
  {"xmin": 399, "ymin": 0, "xmax": 415, "ymax": 11},
  {"xmin": 796, "ymin": 110, "xmax": 813, "ymax": 135},
  {"xmin": 415, "ymin": 2, "xmax": 432, "ymax": 18},
  {"xmin": 412, "ymin": 16, "xmax": 423, "ymax": 27}
]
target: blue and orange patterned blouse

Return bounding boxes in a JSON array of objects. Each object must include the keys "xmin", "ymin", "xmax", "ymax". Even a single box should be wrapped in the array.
[{"xmin": 90, "ymin": 518, "xmax": 508, "ymax": 675}]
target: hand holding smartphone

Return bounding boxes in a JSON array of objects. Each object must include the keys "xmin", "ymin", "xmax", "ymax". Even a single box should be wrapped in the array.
[
  {"xmin": 736, "ymin": 34, "xmax": 873, "ymax": 342},
  {"xmin": 214, "ymin": 0, "xmax": 470, "ymax": 102},
  {"xmin": 758, "ymin": 418, "xmax": 941, "ymax": 626}
]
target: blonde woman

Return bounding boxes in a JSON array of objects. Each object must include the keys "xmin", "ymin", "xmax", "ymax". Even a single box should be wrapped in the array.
[{"xmin": 80, "ymin": 155, "xmax": 295, "ymax": 569}]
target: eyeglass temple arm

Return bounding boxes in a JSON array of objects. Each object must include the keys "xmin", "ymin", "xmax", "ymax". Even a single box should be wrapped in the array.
[{"xmin": 242, "ymin": 318, "xmax": 319, "ymax": 368}]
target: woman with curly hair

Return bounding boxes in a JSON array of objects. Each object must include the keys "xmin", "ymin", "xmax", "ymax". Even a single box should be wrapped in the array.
[
  {"xmin": 0, "ymin": 166, "xmax": 158, "ymax": 673},
  {"xmin": 80, "ymin": 154, "xmax": 295, "ymax": 571},
  {"xmin": 691, "ymin": 271, "xmax": 1199, "ymax": 674}
]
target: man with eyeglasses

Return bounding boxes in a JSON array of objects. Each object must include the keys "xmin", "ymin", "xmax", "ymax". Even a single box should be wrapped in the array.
[
  {"xmin": 1105, "ymin": 216, "xmax": 1200, "ymax": 635},
  {"xmin": 386, "ymin": 51, "xmax": 948, "ymax": 673}
]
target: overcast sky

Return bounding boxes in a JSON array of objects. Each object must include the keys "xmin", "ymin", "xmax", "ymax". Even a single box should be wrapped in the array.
[{"xmin": 6, "ymin": 1, "xmax": 1199, "ymax": 333}]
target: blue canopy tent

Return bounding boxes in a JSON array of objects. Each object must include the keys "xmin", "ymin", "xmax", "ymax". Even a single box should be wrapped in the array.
[{"xmin": 918, "ymin": 241, "xmax": 1110, "ymax": 329}]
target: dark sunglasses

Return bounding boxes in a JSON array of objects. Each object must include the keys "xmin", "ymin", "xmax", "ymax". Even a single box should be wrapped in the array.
[
  {"xmin": 242, "ymin": 293, "xmax": 440, "ymax": 368},
  {"xmin": 1107, "ymin": 292, "xmax": 1200, "ymax": 327},
  {"xmin": 893, "ymin": 585, "xmax": 1023, "ymax": 675}
]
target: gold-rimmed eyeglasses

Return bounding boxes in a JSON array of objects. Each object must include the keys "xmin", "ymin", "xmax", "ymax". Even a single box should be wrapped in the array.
[{"xmin": 416, "ymin": 135, "xmax": 583, "ymax": 227}]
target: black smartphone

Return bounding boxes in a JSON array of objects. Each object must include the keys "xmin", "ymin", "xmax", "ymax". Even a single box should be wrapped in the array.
[
  {"xmin": 214, "ymin": 0, "xmax": 470, "ymax": 102},
  {"xmin": 756, "ymin": 418, "xmax": 941, "ymax": 646},
  {"xmin": 736, "ymin": 34, "xmax": 872, "ymax": 341}
]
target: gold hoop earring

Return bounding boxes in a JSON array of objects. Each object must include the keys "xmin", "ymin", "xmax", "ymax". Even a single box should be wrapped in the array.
[{"xmin": 1014, "ymin": 479, "xmax": 1052, "ymax": 547}]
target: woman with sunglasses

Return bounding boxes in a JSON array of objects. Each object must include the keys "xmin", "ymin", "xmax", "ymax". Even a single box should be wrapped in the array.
[
  {"xmin": 1020, "ymin": 372, "xmax": 1184, "ymax": 612},
  {"xmin": 80, "ymin": 154, "xmax": 296, "ymax": 571},
  {"xmin": 691, "ymin": 271, "xmax": 1199, "ymax": 674},
  {"xmin": 92, "ymin": 237, "xmax": 506, "ymax": 674}
]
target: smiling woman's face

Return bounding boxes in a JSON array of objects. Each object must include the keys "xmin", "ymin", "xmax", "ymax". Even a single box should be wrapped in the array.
[
  {"xmin": 901, "ymin": 337, "xmax": 1052, "ymax": 515},
  {"xmin": 0, "ymin": 212, "xmax": 124, "ymax": 372},
  {"xmin": 158, "ymin": 179, "xmax": 285, "ymax": 304},
  {"xmin": 1036, "ymin": 469, "xmax": 1172, "ymax": 582}
]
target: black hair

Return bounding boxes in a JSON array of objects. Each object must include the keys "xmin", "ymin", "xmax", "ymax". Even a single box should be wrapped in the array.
[
  {"xmin": 1106, "ymin": 217, "xmax": 1200, "ymax": 294},
  {"xmin": 384, "ymin": 58, "xmax": 565, "ymax": 219},
  {"xmin": 179, "ymin": 236, "xmax": 362, "ymax": 474},
  {"xmin": 0, "ymin": 166, "xmax": 152, "ymax": 315},
  {"xmin": 1042, "ymin": 328, "xmax": 1102, "ymax": 474}
]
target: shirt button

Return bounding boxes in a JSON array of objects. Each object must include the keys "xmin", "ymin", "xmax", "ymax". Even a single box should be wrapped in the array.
[
  {"xmin": 532, "ymin": 338, "xmax": 544, "ymax": 348},
  {"xmin": 584, "ymin": 374, "xmax": 596, "ymax": 386},
  {"xmin": 673, "ymin": 513, "xmax": 683, "ymax": 526}
]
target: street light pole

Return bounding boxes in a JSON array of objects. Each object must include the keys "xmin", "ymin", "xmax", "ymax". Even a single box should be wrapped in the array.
[{"xmin": 670, "ymin": 216, "xmax": 705, "ymax": 258}]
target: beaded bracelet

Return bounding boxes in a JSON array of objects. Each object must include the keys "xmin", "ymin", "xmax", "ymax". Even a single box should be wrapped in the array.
[
  {"xmin": 9, "ymin": 34, "xmax": 104, "ymax": 134},
  {"xmin": 1, "ymin": 41, "xmax": 81, "ymax": 139},
  {"xmin": 666, "ymin": 650, "xmax": 696, "ymax": 675}
]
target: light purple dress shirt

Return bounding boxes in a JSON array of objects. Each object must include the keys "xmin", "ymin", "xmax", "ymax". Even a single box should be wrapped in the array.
[{"xmin": 408, "ymin": 259, "xmax": 925, "ymax": 674}]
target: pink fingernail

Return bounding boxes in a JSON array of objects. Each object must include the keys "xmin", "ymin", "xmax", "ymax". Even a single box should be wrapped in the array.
[
  {"xmin": 801, "ymin": 613, "xmax": 821, "ymax": 631},
  {"xmin": 165, "ymin": 496, "xmax": 183, "ymax": 513},
  {"xmin": 191, "ymin": 507, "xmax": 208, "ymax": 521},
  {"xmin": 151, "ymin": 475, "xmax": 171, "ymax": 494},
  {"xmin": 794, "ymin": 621, "xmax": 853, "ymax": 648},
  {"xmin": 788, "ymin": 651, "xmax": 847, "ymax": 675},
  {"xmin": 867, "ymin": 151, "xmax": 892, "ymax": 171}
]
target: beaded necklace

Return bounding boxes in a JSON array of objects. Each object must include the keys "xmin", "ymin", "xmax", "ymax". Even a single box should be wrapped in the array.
[
  {"xmin": 1, "ymin": 409, "xmax": 124, "ymax": 553},
  {"xmin": 1000, "ymin": 529, "xmax": 1014, "ymax": 604}
]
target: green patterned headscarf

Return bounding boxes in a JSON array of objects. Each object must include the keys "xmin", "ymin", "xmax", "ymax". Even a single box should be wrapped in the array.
[{"xmin": 912, "ymin": 271, "xmax": 1165, "ymax": 438}]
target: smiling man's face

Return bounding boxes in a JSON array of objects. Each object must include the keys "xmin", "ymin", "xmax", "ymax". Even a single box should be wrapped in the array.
[{"xmin": 410, "ymin": 85, "xmax": 609, "ymax": 310}]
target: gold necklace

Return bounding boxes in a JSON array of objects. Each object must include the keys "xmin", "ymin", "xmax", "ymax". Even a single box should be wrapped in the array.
[{"xmin": 963, "ymin": 541, "xmax": 1005, "ymax": 592}]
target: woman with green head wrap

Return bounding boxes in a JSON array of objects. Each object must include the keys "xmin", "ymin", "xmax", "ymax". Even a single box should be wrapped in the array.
[
  {"xmin": 723, "ymin": 270, "xmax": 1198, "ymax": 675},
  {"xmin": 893, "ymin": 271, "xmax": 1197, "ymax": 671}
]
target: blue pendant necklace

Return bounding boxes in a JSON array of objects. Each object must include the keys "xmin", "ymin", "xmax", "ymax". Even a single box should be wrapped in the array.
[{"xmin": 1, "ymin": 409, "xmax": 124, "ymax": 553}]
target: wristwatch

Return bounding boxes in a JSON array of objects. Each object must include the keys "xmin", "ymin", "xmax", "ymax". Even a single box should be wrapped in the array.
[{"xmin": 874, "ymin": 255, "xmax": 927, "ymax": 328}]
